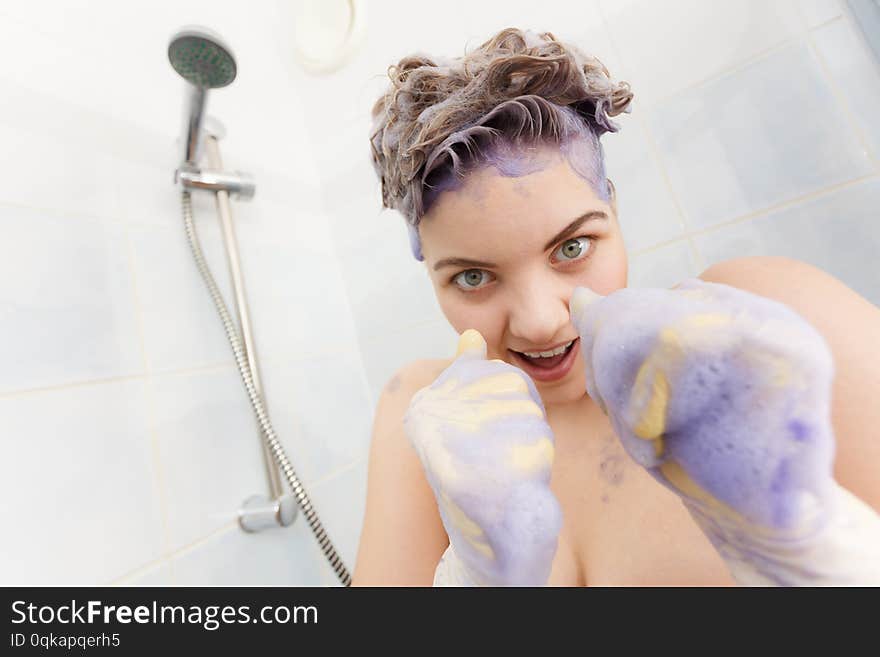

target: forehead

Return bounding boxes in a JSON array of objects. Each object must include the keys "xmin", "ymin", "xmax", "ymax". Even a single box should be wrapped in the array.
[{"xmin": 419, "ymin": 154, "xmax": 604, "ymax": 255}]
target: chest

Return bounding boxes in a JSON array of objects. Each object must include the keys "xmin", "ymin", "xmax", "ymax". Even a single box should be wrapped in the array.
[{"xmin": 544, "ymin": 405, "xmax": 737, "ymax": 586}]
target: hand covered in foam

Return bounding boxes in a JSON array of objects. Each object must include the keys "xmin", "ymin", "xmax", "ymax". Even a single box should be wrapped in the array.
[
  {"xmin": 570, "ymin": 278, "xmax": 880, "ymax": 585},
  {"xmin": 403, "ymin": 329, "xmax": 563, "ymax": 586}
]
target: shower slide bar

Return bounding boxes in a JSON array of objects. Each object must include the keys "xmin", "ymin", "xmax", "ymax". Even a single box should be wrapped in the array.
[
  {"xmin": 169, "ymin": 24, "xmax": 352, "ymax": 585},
  {"xmin": 177, "ymin": 124, "xmax": 296, "ymax": 532}
]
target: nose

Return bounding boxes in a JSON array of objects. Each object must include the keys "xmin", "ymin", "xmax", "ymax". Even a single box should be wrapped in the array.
[{"xmin": 507, "ymin": 275, "xmax": 573, "ymax": 348}]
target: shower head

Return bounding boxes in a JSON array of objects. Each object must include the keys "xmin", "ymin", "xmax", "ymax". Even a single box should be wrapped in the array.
[
  {"xmin": 168, "ymin": 26, "xmax": 237, "ymax": 166},
  {"xmin": 168, "ymin": 26, "xmax": 237, "ymax": 89}
]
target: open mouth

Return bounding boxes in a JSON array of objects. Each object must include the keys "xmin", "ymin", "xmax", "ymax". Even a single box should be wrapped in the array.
[{"xmin": 509, "ymin": 338, "xmax": 580, "ymax": 383}]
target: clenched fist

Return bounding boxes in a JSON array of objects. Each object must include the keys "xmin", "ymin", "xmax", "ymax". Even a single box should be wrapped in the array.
[
  {"xmin": 404, "ymin": 329, "xmax": 563, "ymax": 586},
  {"xmin": 569, "ymin": 278, "xmax": 880, "ymax": 585}
]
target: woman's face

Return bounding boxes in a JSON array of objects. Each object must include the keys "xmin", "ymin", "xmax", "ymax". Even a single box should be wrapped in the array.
[{"xmin": 419, "ymin": 146, "xmax": 628, "ymax": 408}]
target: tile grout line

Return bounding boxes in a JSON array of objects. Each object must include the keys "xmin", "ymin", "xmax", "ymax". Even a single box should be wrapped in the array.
[
  {"xmin": 805, "ymin": 15, "xmax": 880, "ymax": 170},
  {"xmin": 356, "ymin": 315, "xmax": 450, "ymax": 347},
  {"xmin": 597, "ymin": 0, "xmax": 703, "ymax": 272},
  {"xmin": 630, "ymin": 172, "xmax": 879, "ymax": 258},
  {"xmin": 110, "ymin": 520, "xmax": 240, "ymax": 585},
  {"xmin": 307, "ymin": 454, "xmax": 368, "ymax": 492},
  {"xmin": 0, "ymin": 344, "xmax": 365, "ymax": 401},
  {"xmin": 121, "ymin": 218, "xmax": 176, "ymax": 581},
  {"xmin": 320, "ymin": 184, "xmax": 381, "ymax": 415},
  {"xmin": 0, "ymin": 198, "xmax": 121, "ymax": 227},
  {"xmin": 121, "ymin": 224, "xmax": 150, "ymax": 386},
  {"xmin": 141, "ymin": 378, "xmax": 175, "ymax": 585},
  {"xmin": 111, "ymin": 454, "xmax": 370, "ymax": 586},
  {"xmin": 634, "ymin": 29, "xmax": 821, "ymax": 114}
]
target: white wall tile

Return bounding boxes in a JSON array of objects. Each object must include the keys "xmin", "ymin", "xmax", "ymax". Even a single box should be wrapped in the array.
[
  {"xmin": 0, "ymin": 206, "xmax": 144, "ymax": 394},
  {"xmin": 627, "ymin": 240, "xmax": 701, "ymax": 289},
  {"xmin": 811, "ymin": 17, "xmax": 880, "ymax": 163},
  {"xmin": 323, "ymin": 157, "xmax": 390, "ymax": 249},
  {"xmin": 171, "ymin": 522, "xmax": 329, "ymax": 586},
  {"xmin": 117, "ymin": 562, "xmax": 174, "ymax": 586},
  {"xmin": 0, "ymin": 2, "xmax": 317, "ymax": 183},
  {"xmin": 258, "ymin": 349, "xmax": 374, "ymax": 485},
  {"xmin": 127, "ymin": 221, "xmax": 236, "ymax": 373},
  {"xmin": 603, "ymin": 120, "xmax": 685, "ymax": 251},
  {"xmin": 359, "ymin": 319, "xmax": 459, "ymax": 407},
  {"xmin": 114, "ymin": 154, "xmax": 194, "ymax": 231},
  {"xmin": 0, "ymin": 120, "xmax": 120, "ymax": 221},
  {"xmin": 649, "ymin": 42, "xmax": 873, "ymax": 229},
  {"xmin": 798, "ymin": 0, "xmax": 844, "ymax": 27},
  {"xmin": 0, "ymin": 0, "xmax": 354, "ymax": 586},
  {"xmin": 340, "ymin": 223, "xmax": 445, "ymax": 344},
  {"xmin": 0, "ymin": 380, "xmax": 164, "ymax": 584},
  {"xmin": 305, "ymin": 459, "xmax": 369, "ymax": 582},
  {"xmin": 0, "ymin": 15, "xmax": 127, "ymax": 133},
  {"xmin": 600, "ymin": 0, "xmax": 806, "ymax": 107},
  {"xmin": 149, "ymin": 367, "xmax": 270, "ymax": 552},
  {"xmin": 694, "ymin": 178, "xmax": 880, "ymax": 306},
  {"xmin": 234, "ymin": 217, "xmax": 360, "ymax": 363}
]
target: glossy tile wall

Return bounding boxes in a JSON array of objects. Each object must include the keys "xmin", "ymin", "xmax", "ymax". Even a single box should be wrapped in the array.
[
  {"xmin": 2, "ymin": 0, "xmax": 878, "ymax": 586},
  {"xmin": 0, "ymin": 2, "xmax": 370, "ymax": 586}
]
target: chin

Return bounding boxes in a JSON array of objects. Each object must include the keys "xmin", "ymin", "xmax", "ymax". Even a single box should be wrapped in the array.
[{"xmin": 534, "ymin": 377, "xmax": 587, "ymax": 408}]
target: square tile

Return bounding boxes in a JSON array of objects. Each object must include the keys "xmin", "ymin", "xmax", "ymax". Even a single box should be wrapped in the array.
[
  {"xmin": 627, "ymin": 240, "xmax": 701, "ymax": 288},
  {"xmin": 359, "ymin": 319, "xmax": 459, "ymax": 407},
  {"xmin": 649, "ymin": 42, "xmax": 873, "ymax": 229},
  {"xmin": 603, "ymin": 121, "xmax": 685, "ymax": 251},
  {"xmin": 0, "ymin": 206, "xmax": 143, "ymax": 394},
  {"xmin": 798, "ymin": 0, "xmax": 843, "ymax": 27},
  {"xmin": 171, "ymin": 522, "xmax": 328, "ymax": 586},
  {"xmin": 0, "ymin": 380, "xmax": 164, "ymax": 584},
  {"xmin": 600, "ymin": 0, "xmax": 806, "ymax": 107},
  {"xmin": 127, "ymin": 221, "xmax": 237, "ymax": 373},
  {"xmin": 694, "ymin": 178, "xmax": 880, "ymax": 306},
  {"xmin": 259, "ymin": 349, "xmax": 374, "ymax": 485},
  {"xmin": 149, "ymin": 367, "xmax": 270, "ymax": 552},
  {"xmin": 340, "ymin": 223, "xmax": 445, "ymax": 343},
  {"xmin": 811, "ymin": 17, "xmax": 880, "ymax": 163},
  {"xmin": 233, "ymin": 219, "xmax": 360, "ymax": 362},
  {"xmin": 0, "ymin": 120, "xmax": 120, "ymax": 221},
  {"xmin": 306, "ymin": 459, "xmax": 369, "ymax": 581}
]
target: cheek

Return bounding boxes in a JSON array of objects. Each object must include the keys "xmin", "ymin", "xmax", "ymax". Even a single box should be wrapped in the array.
[
  {"xmin": 575, "ymin": 239, "xmax": 628, "ymax": 295},
  {"xmin": 435, "ymin": 287, "xmax": 505, "ymax": 345}
]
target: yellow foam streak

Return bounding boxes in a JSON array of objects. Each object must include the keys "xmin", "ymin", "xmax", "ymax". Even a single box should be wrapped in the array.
[
  {"xmin": 633, "ymin": 369, "xmax": 669, "ymax": 440},
  {"xmin": 440, "ymin": 491, "xmax": 494, "ymax": 558},
  {"xmin": 658, "ymin": 461, "xmax": 793, "ymax": 541},
  {"xmin": 509, "ymin": 437, "xmax": 555, "ymax": 473},
  {"xmin": 460, "ymin": 371, "xmax": 532, "ymax": 399}
]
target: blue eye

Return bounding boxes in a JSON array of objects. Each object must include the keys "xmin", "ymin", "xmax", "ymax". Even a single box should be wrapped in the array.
[
  {"xmin": 554, "ymin": 236, "xmax": 594, "ymax": 263},
  {"xmin": 452, "ymin": 269, "xmax": 492, "ymax": 291}
]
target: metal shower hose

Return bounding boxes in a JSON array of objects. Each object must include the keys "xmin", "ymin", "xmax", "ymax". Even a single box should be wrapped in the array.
[{"xmin": 181, "ymin": 189, "xmax": 352, "ymax": 586}]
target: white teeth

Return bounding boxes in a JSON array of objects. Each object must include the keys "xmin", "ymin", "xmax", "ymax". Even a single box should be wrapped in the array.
[{"xmin": 522, "ymin": 339, "xmax": 573, "ymax": 359}]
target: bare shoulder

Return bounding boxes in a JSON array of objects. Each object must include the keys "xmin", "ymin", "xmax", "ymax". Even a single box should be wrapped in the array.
[
  {"xmin": 699, "ymin": 256, "xmax": 880, "ymax": 511},
  {"xmin": 699, "ymin": 256, "xmax": 878, "ymax": 313},
  {"xmin": 351, "ymin": 358, "xmax": 452, "ymax": 586},
  {"xmin": 379, "ymin": 357, "xmax": 453, "ymax": 399}
]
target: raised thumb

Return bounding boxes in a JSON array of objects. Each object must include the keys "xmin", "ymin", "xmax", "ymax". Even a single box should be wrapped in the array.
[
  {"xmin": 455, "ymin": 328, "xmax": 488, "ymax": 360},
  {"xmin": 569, "ymin": 286, "xmax": 602, "ymax": 318}
]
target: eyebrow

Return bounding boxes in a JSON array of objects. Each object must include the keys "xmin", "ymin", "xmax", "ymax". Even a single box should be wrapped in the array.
[{"xmin": 432, "ymin": 210, "xmax": 609, "ymax": 271}]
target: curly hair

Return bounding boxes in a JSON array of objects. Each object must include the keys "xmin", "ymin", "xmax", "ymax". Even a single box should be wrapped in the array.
[{"xmin": 369, "ymin": 27, "xmax": 634, "ymax": 260}]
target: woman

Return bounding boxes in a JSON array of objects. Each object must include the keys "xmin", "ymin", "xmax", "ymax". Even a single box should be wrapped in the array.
[{"xmin": 353, "ymin": 27, "xmax": 880, "ymax": 586}]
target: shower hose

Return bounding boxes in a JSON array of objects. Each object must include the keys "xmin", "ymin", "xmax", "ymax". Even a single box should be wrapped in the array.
[{"xmin": 181, "ymin": 189, "xmax": 352, "ymax": 586}]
